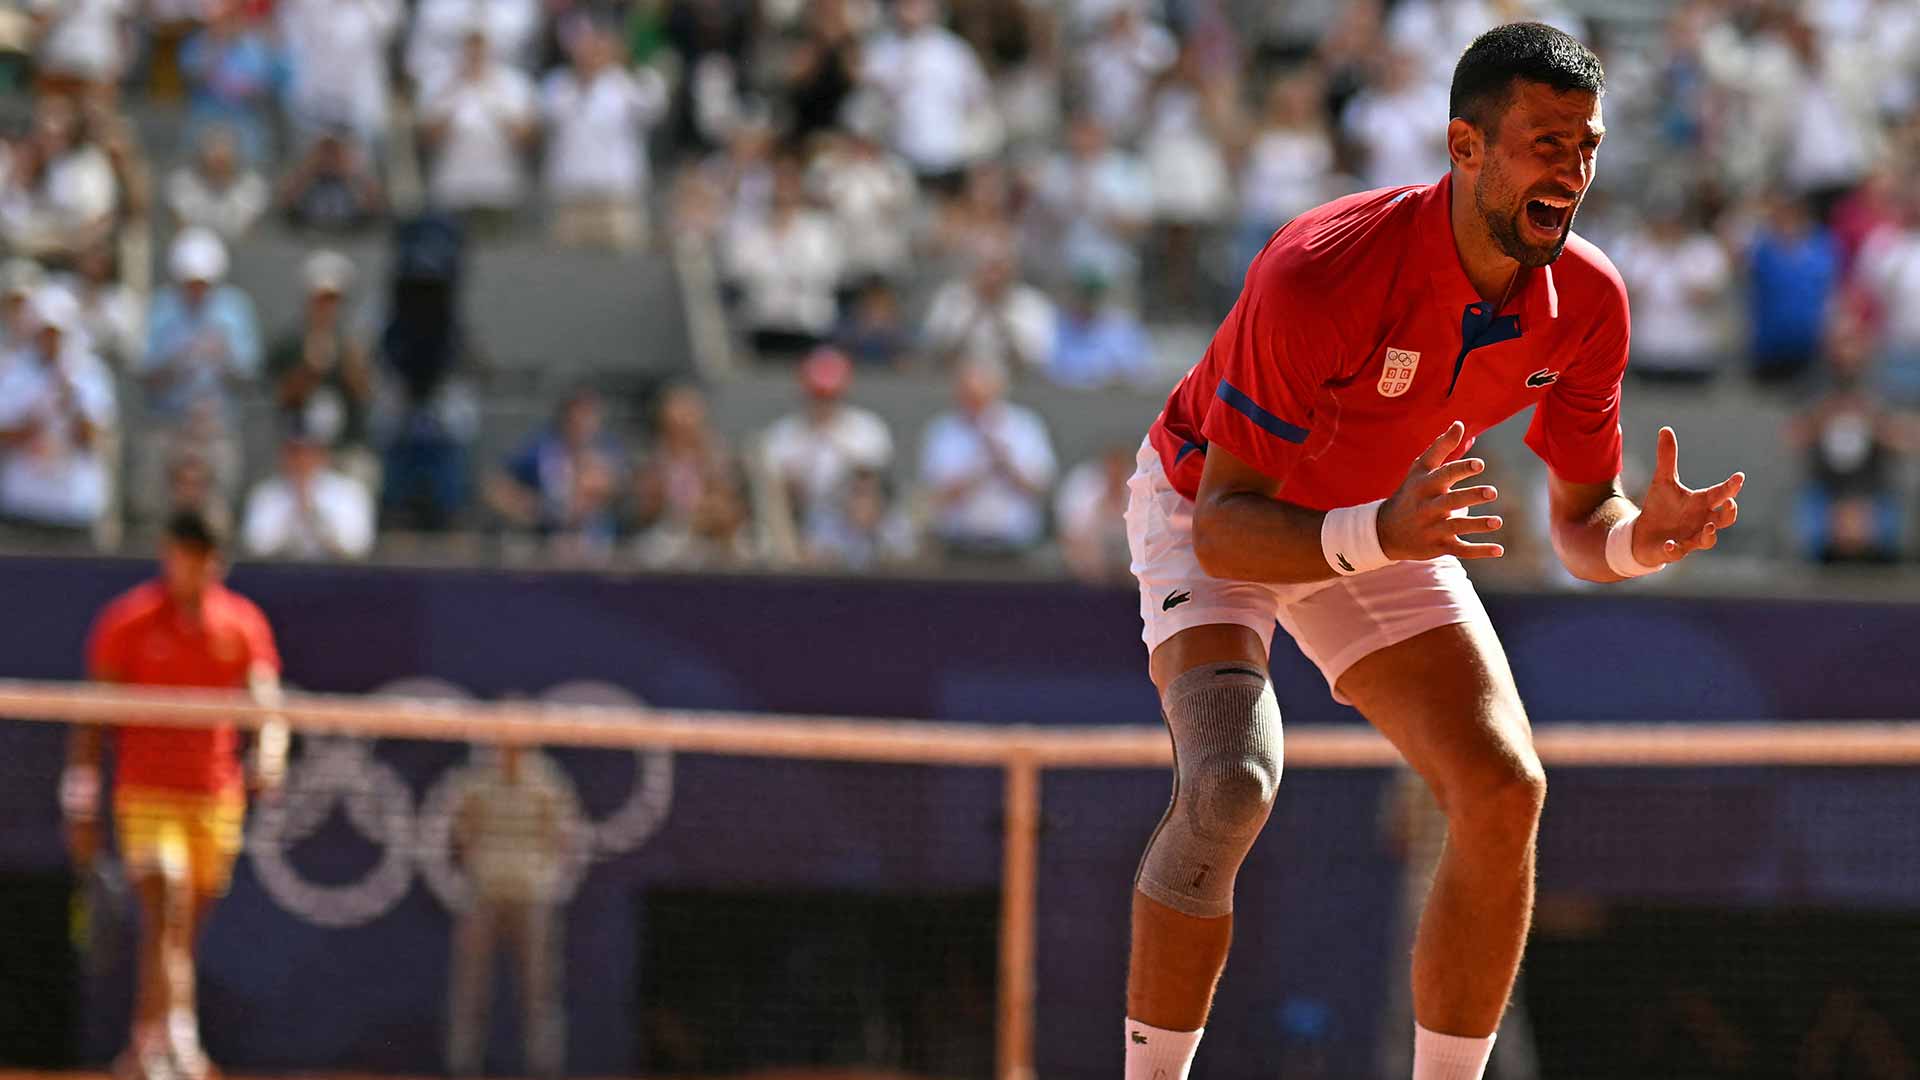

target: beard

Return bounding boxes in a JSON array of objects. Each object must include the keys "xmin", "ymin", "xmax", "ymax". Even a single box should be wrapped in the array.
[{"xmin": 1475, "ymin": 164, "xmax": 1576, "ymax": 268}]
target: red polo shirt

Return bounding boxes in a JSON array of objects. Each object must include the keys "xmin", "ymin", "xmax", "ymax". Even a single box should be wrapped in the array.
[
  {"xmin": 1148, "ymin": 173, "xmax": 1630, "ymax": 510},
  {"xmin": 86, "ymin": 581, "xmax": 280, "ymax": 794}
]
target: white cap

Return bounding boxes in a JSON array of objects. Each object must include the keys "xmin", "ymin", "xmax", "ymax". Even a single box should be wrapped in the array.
[
  {"xmin": 303, "ymin": 249, "xmax": 355, "ymax": 295},
  {"xmin": 168, "ymin": 226, "xmax": 229, "ymax": 284},
  {"xmin": 28, "ymin": 285, "xmax": 81, "ymax": 335}
]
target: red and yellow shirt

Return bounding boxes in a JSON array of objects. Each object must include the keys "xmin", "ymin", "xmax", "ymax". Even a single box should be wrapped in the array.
[
  {"xmin": 1148, "ymin": 172, "xmax": 1630, "ymax": 510},
  {"xmin": 86, "ymin": 581, "xmax": 280, "ymax": 794}
]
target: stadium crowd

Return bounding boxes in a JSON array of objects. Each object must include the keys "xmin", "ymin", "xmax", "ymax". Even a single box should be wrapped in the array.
[{"xmin": 1, "ymin": 0, "xmax": 1918, "ymax": 579}]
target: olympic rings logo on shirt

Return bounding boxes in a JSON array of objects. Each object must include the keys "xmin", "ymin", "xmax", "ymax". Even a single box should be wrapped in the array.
[{"xmin": 247, "ymin": 678, "xmax": 674, "ymax": 928}]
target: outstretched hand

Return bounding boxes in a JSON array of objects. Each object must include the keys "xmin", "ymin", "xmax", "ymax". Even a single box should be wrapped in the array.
[
  {"xmin": 1632, "ymin": 427, "xmax": 1743, "ymax": 567},
  {"xmin": 1377, "ymin": 421, "xmax": 1505, "ymax": 563}
]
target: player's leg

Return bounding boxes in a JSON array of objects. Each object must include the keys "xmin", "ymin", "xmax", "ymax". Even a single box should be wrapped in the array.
[
  {"xmin": 1130, "ymin": 622, "xmax": 1273, "ymax": 1025},
  {"xmin": 1273, "ymin": 556, "xmax": 1535, "ymax": 1080},
  {"xmin": 114, "ymin": 793, "xmax": 180, "ymax": 1078},
  {"xmin": 169, "ymin": 797, "xmax": 243, "ymax": 1080},
  {"xmin": 128, "ymin": 874, "xmax": 173, "ymax": 1061},
  {"xmin": 1336, "ymin": 620, "xmax": 1540, "ymax": 1079},
  {"xmin": 1122, "ymin": 441, "xmax": 1287, "ymax": 1080},
  {"xmin": 1126, "ymin": 622, "xmax": 1283, "ymax": 1078}
]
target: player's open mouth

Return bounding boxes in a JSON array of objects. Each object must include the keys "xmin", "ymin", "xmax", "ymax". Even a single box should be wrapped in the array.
[{"xmin": 1524, "ymin": 196, "xmax": 1574, "ymax": 238}]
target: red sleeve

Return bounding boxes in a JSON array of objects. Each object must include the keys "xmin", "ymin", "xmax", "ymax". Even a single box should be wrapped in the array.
[
  {"xmin": 1525, "ymin": 278, "xmax": 1629, "ymax": 484},
  {"xmin": 243, "ymin": 602, "xmax": 282, "ymax": 674},
  {"xmin": 85, "ymin": 598, "xmax": 133, "ymax": 680},
  {"xmin": 1195, "ymin": 247, "xmax": 1344, "ymax": 484}
]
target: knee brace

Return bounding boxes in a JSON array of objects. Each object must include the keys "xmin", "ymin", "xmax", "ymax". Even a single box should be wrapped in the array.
[{"xmin": 1135, "ymin": 663, "xmax": 1283, "ymax": 918}]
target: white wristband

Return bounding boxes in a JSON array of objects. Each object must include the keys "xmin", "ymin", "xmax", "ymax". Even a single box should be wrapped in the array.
[
  {"xmin": 1605, "ymin": 512, "xmax": 1665, "ymax": 578},
  {"xmin": 1322, "ymin": 499, "xmax": 1393, "ymax": 576},
  {"xmin": 60, "ymin": 765, "xmax": 99, "ymax": 818}
]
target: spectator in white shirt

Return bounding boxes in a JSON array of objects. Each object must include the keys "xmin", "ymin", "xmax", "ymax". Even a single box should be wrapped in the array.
[
  {"xmin": 760, "ymin": 347, "xmax": 894, "ymax": 535},
  {"xmin": 1777, "ymin": 17, "xmax": 1879, "ymax": 218},
  {"xmin": 806, "ymin": 128, "xmax": 917, "ymax": 285},
  {"xmin": 166, "ymin": 127, "xmax": 270, "ymax": 242},
  {"xmin": 27, "ymin": 0, "xmax": 133, "ymax": 102},
  {"xmin": 60, "ymin": 241, "xmax": 144, "ymax": 371},
  {"xmin": 1235, "ymin": 68, "xmax": 1338, "ymax": 274},
  {"xmin": 241, "ymin": 427, "xmax": 376, "ymax": 560},
  {"xmin": 918, "ymin": 357, "xmax": 1057, "ymax": 558},
  {"xmin": 1025, "ymin": 114, "xmax": 1152, "ymax": 287},
  {"xmin": 541, "ymin": 20, "xmax": 668, "ymax": 250},
  {"xmin": 1077, "ymin": 3, "xmax": 1177, "ymax": 147},
  {"xmin": 277, "ymin": 0, "xmax": 402, "ymax": 149},
  {"xmin": 1141, "ymin": 42, "xmax": 1233, "ymax": 231},
  {"xmin": 1611, "ymin": 202, "xmax": 1733, "ymax": 384},
  {"xmin": 1341, "ymin": 48, "xmax": 1451, "ymax": 190},
  {"xmin": 0, "ymin": 286, "xmax": 116, "ymax": 546},
  {"xmin": 0, "ymin": 259, "xmax": 48, "ymax": 363},
  {"xmin": 921, "ymin": 242, "xmax": 1057, "ymax": 374},
  {"xmin": 1055, "ymin": 444, "xmax": 1134, "ymax": 584},
  {"xmin": 724, "ymin": 161, "xmax": 844, "ymax": 359},
  {"xmin": 860, "ymin": 0, "xmax": 997, "ymax": 192},
  {"xmin": 421, "ymin": 27, "xmax": 539, "ymax": 223},
  {"xmin": 0, "ymin": 97, "xmax": 119, "ymax": 262},
  {"xmin": 407, "ymin": 0, "xmax": 541, "ymax": 100}
]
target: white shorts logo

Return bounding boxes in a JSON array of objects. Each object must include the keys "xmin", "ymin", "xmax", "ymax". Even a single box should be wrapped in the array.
[{"xmin": 1379, "ymin": 349, "xmax": 1420, "ymax": 398}]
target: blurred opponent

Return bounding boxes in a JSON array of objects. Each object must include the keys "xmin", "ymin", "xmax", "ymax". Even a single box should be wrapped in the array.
[
  {"xmin": 65, "ymin": 508, "xmax": 287, "ymax": 1080},
  {"xmin": 1120, "ymin": 23, "xmax": 1746, "ymax": 1080}
]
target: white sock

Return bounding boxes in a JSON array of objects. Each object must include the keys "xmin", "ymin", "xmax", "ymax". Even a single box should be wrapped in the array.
[
  {"xmin": 1413, "ymin": 1023, "xmax": 1496, "ymax": 1080},
  {"xmin": 1124, "ymin": 1018, "xmax": 1202, "ymax": 1080}
]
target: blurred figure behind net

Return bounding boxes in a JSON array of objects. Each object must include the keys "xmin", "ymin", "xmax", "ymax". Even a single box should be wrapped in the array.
[
  {"xmin": 446, "ymin": 743, "xmax": 582, "ymax": 1080},
  {"xmin": 66, "ymin": 508, "xmax": 288, "ymax": 1080}
]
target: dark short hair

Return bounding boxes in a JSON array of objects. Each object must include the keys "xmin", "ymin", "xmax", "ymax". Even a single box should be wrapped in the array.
[
  {"xmin": 164, "ymin": 508, "xmax": 228, "ymax": 553},
  {"xmin": 1450, "ymin": 22, "xmax": 1605, "ymax": 134}
]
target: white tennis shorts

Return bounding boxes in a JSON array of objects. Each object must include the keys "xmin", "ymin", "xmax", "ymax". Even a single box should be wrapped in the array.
[{"xmin": 1125, "ymin": 440, "xmax": 1492, "ymax": 704}]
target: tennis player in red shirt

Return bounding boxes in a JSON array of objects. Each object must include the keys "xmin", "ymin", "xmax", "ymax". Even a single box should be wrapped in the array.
[
  {"xmin": 65, "ymin": 509, "xmax": 287, "ymax": 1080},
  {"xmin": 1120, "ymin": 24, "xmax": 1745, "ymax": 1080}
]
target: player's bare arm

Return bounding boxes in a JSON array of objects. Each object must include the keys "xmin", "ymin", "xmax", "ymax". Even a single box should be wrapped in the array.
[
  {"xmin": 249, "ymin": 661, "xmax": 289, "ymax": 794},
  {"xmin": 1193, "ymin": 421, "xmax": 1503, "ymax": 584},
  {"xmin": 1547, "ymin": 426, "xmax": 1743, "ymax": 582},
  {"xmin": 62, "ymin": 658, "xmax": 125, "ymax": 868}
]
